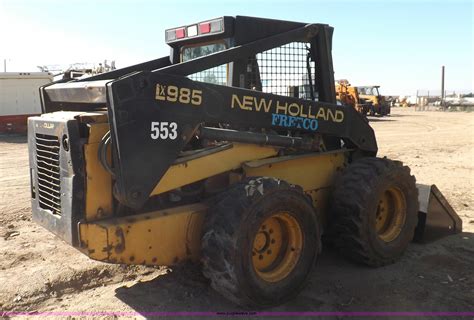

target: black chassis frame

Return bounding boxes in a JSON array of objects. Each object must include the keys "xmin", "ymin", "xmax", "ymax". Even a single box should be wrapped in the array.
[{"xmin": 38, "ymin": 16, "xmax": 378, "ymax": 209}]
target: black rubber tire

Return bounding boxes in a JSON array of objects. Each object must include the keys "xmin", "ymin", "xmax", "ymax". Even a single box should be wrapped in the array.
[
  {"xmin": 328, "ymin": 158, "xmax": 418, "ymax": 267},
  {"xmin": 201, "ymin": 177, "xmax": 320, "ymax": 307}
]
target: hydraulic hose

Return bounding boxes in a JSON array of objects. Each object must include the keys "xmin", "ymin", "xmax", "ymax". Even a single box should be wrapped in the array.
[{"xmin": 98, "ymin": 131, "xmax": 115, "ymax": 178}]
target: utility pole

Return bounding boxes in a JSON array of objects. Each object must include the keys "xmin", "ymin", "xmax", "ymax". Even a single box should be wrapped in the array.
[
  {"xmin": 3, "ymin": 59, "xmax": 6, "ymax": 72},
  {"xmin": 441, "ymin": 66, "xmax": 445, "ymax": 107}
]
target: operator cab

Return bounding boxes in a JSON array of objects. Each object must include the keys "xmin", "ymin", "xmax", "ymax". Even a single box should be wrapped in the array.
[
  {"xmin": 357, "ymin": 86, "xmax": 381, "ymax": 97},
  {"xmin": 165, "ymin": 16, "xmax": 321, "ymax": 101}
]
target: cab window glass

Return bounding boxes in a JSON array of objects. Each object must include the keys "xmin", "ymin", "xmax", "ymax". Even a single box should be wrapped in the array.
[{"xmin": 182, "ymin": 43, "xmax": 227, "ymax": 85}]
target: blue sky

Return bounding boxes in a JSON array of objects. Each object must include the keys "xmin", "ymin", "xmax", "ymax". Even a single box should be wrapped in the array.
[{"xmin": 1, "ymin": 0, "xmax": 472, "ymax": 95}]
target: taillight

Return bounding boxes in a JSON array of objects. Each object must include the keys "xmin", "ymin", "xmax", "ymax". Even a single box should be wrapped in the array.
[
  {"xmin": 175, "ymin": 28, "xmax": 185, "ymax": 39},
  {"xmin": 165, "ymin": 18, "xmax": 225, "ymax": 43},
  {"xmin": 199, "ymin": 22, "xmax": 211, "ymax": 34},
  {"xmin": 165, "ymin": 27, "xmax": 186, "ymax": 41}
]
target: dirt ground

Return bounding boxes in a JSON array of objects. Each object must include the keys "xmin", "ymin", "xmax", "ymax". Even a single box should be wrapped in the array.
[{"xmin": 1, "ymin": 107, "xmax": 473, "ymax": 318}]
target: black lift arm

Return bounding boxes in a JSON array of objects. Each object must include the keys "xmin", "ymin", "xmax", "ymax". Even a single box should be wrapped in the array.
[
  {"xmin": 38, "ymin": 17, "xmax": 378, "ymax": 209},
  {"xmin": 106, "ymin": 72, "xmax": 377, "ymax": 208}
]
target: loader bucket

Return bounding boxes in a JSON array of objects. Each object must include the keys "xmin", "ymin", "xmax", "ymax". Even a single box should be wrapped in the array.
[{"xmin": 413, "ymin": 184, "xmax": 463, "ymax": 242}]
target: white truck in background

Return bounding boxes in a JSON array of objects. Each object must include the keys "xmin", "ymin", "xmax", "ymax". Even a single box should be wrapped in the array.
[{"xmin": 0, "ymin": 72, "xmax": 53, "ymax": 133}]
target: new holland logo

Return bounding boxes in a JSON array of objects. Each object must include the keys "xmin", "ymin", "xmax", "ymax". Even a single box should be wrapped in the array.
[{"xmin": 230, "ymin": 94, "xmax": 344, "ymax": 131}]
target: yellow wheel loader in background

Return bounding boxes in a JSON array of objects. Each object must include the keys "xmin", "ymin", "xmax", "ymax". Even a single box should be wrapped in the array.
[
  {"xmin": 29, "ymin": 16, "xmax": 461, "ymax": 307},
  {"xmin": 335, "ymin": 79, "xmax": 373, "ymax": 116},
  {"xmin": 356, "ymin": 85, "xmax": 391, "ymax": 116}
]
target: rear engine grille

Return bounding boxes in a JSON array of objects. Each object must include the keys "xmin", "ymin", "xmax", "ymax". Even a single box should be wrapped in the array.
[{"xmin": 35, "ymin": 134, "xmax": 61, "ymax": 215}]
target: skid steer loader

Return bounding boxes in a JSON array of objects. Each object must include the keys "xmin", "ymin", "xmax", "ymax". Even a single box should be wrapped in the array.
[{"xmin": 28, "ymin": 16, "xmax": 462, "ymax": 307}]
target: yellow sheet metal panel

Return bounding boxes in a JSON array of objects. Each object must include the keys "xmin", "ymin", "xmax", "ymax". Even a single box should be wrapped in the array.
[
  {"xmin": 77, "ymin": 112, "xmax": 109, "ymax": 128},
  {"xmin": 305, "ymin": 188, "xmax": 331, "ymax": 226},
  {"xmin": 78, "ymin": 203, "xmax": 208, "ymax": 266},
  {"xmin": 244, "ymin": 151, "xmax": 346, "ymax": 191},
  {"xmin": 84, "ymin": 122, "xmax": 113, "ymax": 221},
  {"xmin": 78, "ymin": 223, "xmax": 109, "ymax": 261},
  {"xmin": 185, "ymin": 208, "xmax": 207, "ymax": 258},
  {"xmin": 86, "ymin": 122, "xmax": 109, "ymax": 143},
  {"xmin": 151, "ymin": 143, "xmax": 278, "ymax": 196},
  {"xmin": 243, "ymin": 151, "xmax": 347, "ymax": 218}
]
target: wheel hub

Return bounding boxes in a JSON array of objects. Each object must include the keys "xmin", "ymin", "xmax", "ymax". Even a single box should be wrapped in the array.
[
  {"xmin": 254, "ymin": 232, "xmax": 270, "ymax": 252},
  {"xmin": 375, "ymin": 187, "xmax": 407, "ymax": 242},
  {"xmin": 252, "ymin": 211, "xmax": 303, "ymax": 283}
]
